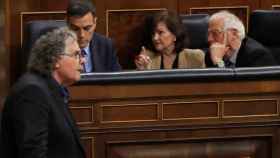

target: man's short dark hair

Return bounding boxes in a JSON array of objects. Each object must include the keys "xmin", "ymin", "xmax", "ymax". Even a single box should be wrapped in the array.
[{"xmin": 67, "ymin": 0, "xmax": 96, "ymax": 17}]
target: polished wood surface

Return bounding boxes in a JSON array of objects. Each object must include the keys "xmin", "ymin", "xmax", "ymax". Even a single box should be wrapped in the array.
[
  {"xmin": 68, "ymin": 73, "xmax": 280, "ymax": 158},
  {"xmin": 108, "ymin": 140, "xmax": 270, "ymax": 158},
  {"xmin": 0, "ymin": 0, "xmax": 9, "ymax": 108}
]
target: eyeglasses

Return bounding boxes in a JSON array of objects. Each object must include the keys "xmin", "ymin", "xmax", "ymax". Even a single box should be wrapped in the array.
[
  {"xmin": 60, "ymin": 51, "xmax": 84, "ymax": 60},
  {"xmin": 208, "ymin": 29, "xmax": 225, "ymax": 37}
]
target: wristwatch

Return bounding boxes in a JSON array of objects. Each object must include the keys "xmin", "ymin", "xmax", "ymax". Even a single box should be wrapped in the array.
[{"xmin": 216, "ymin": 60, "xmax": 225, "ymax": 68}]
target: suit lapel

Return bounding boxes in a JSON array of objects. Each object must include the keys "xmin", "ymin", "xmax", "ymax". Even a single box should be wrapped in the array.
[
  {"xmin": 90, "ymin": 33, "xmax": 102, "ymax": 72},
  {"xmin": 236, "ymin": 38, "xmax": 247, "ymax": 67}
]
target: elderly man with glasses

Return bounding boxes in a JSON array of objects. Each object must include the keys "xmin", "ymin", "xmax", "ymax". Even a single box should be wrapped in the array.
[
  {"xmin": 1, "ymin": 27, "xmax": 86, "ymax": 158},
  {"xmin": 205, "ymin": 10, "xmax": 276, "ymax": 68}
]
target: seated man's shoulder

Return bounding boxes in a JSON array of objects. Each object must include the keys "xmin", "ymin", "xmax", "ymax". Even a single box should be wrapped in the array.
[
  {"xmin": 245, "ymin": 37, "xmax": 267, "ymax": 51},
  {"xmin": 93, "ymin": 32, "xmax": 112, "ymax": 43},
  {"xmin": 243, "ymin": 37, "xmax": 277, "ymax": 66}
]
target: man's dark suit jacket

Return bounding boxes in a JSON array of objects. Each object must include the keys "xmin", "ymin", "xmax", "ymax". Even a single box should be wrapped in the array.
[
  {"xmin": 205, "ymin": 37, "xmax": 277, "ymax": 67},
  {"xmin": 0, "ymin": 72, "xmax": 86, "ymax": 158},
  {"xmin": 89, "ymin": 33, "xmax": 121, "ymax": 72}
]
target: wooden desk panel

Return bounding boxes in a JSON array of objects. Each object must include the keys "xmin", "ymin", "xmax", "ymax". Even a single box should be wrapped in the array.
[{"xmin": 69, "ymin": 77, "xmax": 280, "ymax": 158}]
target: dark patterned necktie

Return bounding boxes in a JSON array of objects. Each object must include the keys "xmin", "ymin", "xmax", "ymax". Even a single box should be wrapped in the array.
[
  {"xmin": 61, "ymin": 86, "xmax": 69, "ymax": 104},
  {"xmin": 81, "ymin": 49, "xmax": 86, "ymax": 73}
]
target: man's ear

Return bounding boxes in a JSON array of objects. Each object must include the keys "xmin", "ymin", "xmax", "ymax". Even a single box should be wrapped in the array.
[{"xmin": 94, "ymin": 17, "xmax": 98, "ymax": 23}]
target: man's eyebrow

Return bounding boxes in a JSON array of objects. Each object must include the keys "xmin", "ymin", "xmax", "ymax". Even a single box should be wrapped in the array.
[
  {"xmin": 69, "ymin": 24, "xmax": 79, "ymax": 28},
  {"xmin": 83, "ymin": 25, "xmax": 93, "ymax": 28},
  {"xmin": 69, "ymin": 24, "xmax": 92, "ymax": 29}
]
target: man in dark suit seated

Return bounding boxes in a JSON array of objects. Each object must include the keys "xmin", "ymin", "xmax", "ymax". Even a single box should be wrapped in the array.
[
  {"xmin": 205, "ymin": 10, "xmax": 276, "ymax": 68},
  {"xmin": 67, "ymin": 0, "xmax": 121, "ymax": 72},
  {"xmin": 1, "ymin": 27, "xmax": 86, "ymax": 158}
]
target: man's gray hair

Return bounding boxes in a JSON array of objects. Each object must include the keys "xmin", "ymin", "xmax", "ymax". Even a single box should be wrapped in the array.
[
  {"xmin": 27, "ymin": 27, "xmax": 77, "ymax": 75},
  {"xmin": 209, "ymin": 10, "xmax": 245, "ymax": 40}
]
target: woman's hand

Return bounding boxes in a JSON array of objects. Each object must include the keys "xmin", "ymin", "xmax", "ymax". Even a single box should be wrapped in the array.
[{"xmin": 134, "ymin": 46, "xmax": 152, "ymax": 70}]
